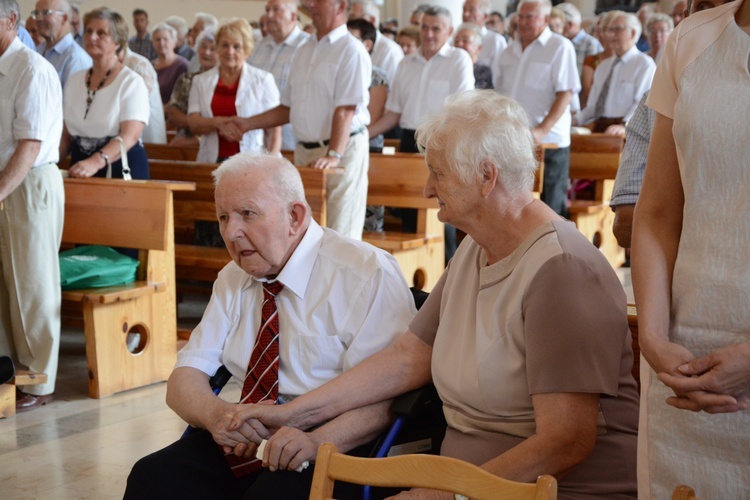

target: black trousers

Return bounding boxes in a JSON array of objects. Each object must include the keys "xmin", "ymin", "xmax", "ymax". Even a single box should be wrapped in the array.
[
  {"xmin": 124, "ymin": 429, "xmax": 371, "ymax": 500},
  {"xmin": 540, "ymin": 146, "xmax": 570, "ymax": 218}
]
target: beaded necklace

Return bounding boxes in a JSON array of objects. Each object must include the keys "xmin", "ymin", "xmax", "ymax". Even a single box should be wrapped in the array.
[{"xmin": 84, "ymin": 66, "xmax": 114, "ymax": 119}]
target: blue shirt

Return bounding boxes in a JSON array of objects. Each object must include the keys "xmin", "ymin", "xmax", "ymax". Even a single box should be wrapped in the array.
[
  {"xmin": 37, "ymin": 33, "xmax": 92, "ymax": 88},
  {"xmin": 17, "ymin": 26, "xmax": 36, "ymax": 50}
]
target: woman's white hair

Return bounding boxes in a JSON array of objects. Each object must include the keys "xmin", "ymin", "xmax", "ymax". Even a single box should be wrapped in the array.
[
  {"xmin": 151, "ymin": 22, "xmax": 177, "ymax": 41},
  {"xmin": 416, "ymin": 90, "xmax": 538, "ymax": 193}
]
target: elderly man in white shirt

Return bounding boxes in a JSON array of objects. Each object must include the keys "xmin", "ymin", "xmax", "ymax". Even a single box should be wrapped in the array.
[
  {"xmin": 0, "ymin": 0, "xmax": 64, "ymax": 413},
  {"xmin": 349, "ymin": 0, "xmax": 403, "ymax": 84},
  {"xmin": 462, "ymin": 0, "xmax": 508, "ymax": 69},
  {"xmin": 232, "ymin": 0, "xmax": 371, "ymax": 241},
  {"xmin": 248, "ymin": 0, "xmax": 310, "ymax": 151},
  {"xmin": 125, "ymin": 153, "xmax": 415, "ymax": 500},
  {"xmin": 493, "ymin": 0, "xmax": 580, "ymax": 217},
  {"xmin": 574, "ymin": 12, "xmax": 655, "ymax": 136},
  {"xmin": 369, "ymin": 6, "xmax": 474, "ymax": 153}
]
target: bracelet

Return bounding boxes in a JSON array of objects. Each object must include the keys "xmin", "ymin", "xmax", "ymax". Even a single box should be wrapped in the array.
[{"xmin": 97, "ymin": 150, "xmax": 109, "ymax": 169}]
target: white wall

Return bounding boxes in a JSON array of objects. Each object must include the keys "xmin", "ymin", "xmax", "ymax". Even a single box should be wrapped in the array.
[{"xmin": 18, "ymin": 0, "xmax": 268, "ymax": 34}]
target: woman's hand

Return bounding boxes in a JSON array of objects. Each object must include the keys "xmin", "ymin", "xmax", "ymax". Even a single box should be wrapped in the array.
[
  {"xmin": 658, "ymin": 343, "xmax": 750, "ymax": 413},
  {"xmin": 68, "ymin": 156, "xmax": 104, "ymax": 178}
]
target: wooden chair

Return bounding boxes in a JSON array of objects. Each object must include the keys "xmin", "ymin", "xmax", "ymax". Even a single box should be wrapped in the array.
[
  {"xmin": 309, "ymin": 442, "xmax": 558, "ymax": 500},
  {"xmin": 672, "ymin": 485, "xmax": 698, "ymax": 500}
]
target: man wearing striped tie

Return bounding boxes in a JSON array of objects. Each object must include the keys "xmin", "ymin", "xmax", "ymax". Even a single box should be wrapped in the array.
[{"xmin": 125, "ymin": 153, "xmax": 416, "ymax": 500}]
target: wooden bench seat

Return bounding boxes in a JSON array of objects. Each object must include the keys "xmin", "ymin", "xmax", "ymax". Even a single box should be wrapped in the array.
[
  {"xmin": 61, "ymin": 177, "xmax": 193, "ymax": 398},
  {"xmin": 568, "ymin": 134, "xmax": 625, "ymax": 268}
]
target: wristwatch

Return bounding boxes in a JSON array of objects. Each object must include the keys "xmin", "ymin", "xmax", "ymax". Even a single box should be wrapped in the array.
[
  {"xmin": 97, "ymin": 150, "xmax": 110, "ymax": 169},
  {"xmin": 326, "ymin": 149, "xmax": 342, "ymax": 161}
]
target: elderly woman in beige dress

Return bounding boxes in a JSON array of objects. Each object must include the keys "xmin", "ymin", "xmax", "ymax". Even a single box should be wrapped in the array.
[{"xmin": 230, "ymin": 90, "xmax": 640, "ymax": 499}]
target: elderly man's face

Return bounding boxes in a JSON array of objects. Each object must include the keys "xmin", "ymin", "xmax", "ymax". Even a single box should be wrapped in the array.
[
  {"xmin": 266, "ymin": 0, "xmax": 296, "ymax": 39},
  {"xmin": 420, "ymin": 14, "xmax": 452, "ymax": 58},
  {"xmin": 349, "ymin": 3, "xmax": 365, "ymax": 20},
  {"xmin": 34, "ymin": 0, "xmax": 67, "ymax": 42},
  {"xmin": 517, "ymin": 2, "xmax": 548, "ymax": 46},
  {"xmin": 306, "ymin": 0, "xmax": 345, "ymax": 32},
  {"xmin": 606, "ymin": 15, "xmax": 636, "ymax": 56},
  {"xmin": 672, "ymin": 0, "xmax": 687, "ymax": 24},
  {"xmin": 424, "ymin": 148, "xmax": 479, "ymax": 227},
  {"xmin": 453, "ymin": 28, "xmax": 481, "ymax": 63},
  {"xmin": 462, "ymin": 0, "xmax": 488, "ymax": 25},
  {"xmin": 216, "ymin": 170, "xmax": 296, "ymax": 279}
]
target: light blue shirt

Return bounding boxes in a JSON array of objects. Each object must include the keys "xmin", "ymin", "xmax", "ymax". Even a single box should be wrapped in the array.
[
  {"xmin": 37, "ymin": 33, "xmax": 92, "ymax": 88},
  {"xmin": 17, "ymin": 26, "xmax": 35, "ymax": 50}
]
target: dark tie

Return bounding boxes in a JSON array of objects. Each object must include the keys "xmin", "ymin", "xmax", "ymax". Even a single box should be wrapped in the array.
[
  {"xmin": 225, "ymin": 281, "xmax": 284, "ymax": 478},
  {"xmin": 594, "ymin": 57, "xmax": 622, "ymax": 120}
]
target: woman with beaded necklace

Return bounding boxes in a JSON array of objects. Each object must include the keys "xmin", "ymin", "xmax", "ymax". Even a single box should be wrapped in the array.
[{"xmin": 60, "ymin": 7, "xmax": 150, "ymax": 179}]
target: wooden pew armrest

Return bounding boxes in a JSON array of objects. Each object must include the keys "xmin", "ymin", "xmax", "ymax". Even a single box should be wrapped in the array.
[
  {"xmin": 363, "ymin": 231, "xmax": 444, "ymax": 251},
  {"xmin": 568, "ymin": 200, "xmax": 608, "ymax": 215},
  {"xmin": 62, "ymin": 281, "xmax": 167, "ymax": 304}
]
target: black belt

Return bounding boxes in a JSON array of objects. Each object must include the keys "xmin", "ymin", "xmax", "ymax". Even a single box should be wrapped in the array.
[{"xmin": 298, "ymin": 128, "xmax": 364, "ymax": 149}]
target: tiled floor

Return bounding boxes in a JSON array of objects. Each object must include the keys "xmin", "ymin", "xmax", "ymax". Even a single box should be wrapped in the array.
[
  {"xmin": 0, "ymin": 270, "xmax": 633, "ymax": 500},
  {"xmin": 0, "ymin": 293, "xmax": 241, "ymax": 500}
]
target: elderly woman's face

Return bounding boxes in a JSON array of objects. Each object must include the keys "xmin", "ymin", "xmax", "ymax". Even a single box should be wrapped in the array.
[
  {"xmin": 424, "ymin": 148, "xmax": 478, "ymax": 226},
  {"xmin": 153, "ymin": 29, "xmax": 176, "ymax": 57},
  {"xmin": 648, "ymin": 21, "xmax": 671, "ymax": 52},
  {"xmin": 217, "ymin": 33, "xmax": 249, "ymax": 71},
  {"xmin": 84, "ymin": 18, "xmax": 118, "ymax": 60},
  {"xmin": 198, "ymin": 38, "xmax": 218, "ymax": 69}
]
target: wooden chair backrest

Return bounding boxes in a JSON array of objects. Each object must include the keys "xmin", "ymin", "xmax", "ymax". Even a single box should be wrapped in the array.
[
  {"xmin": 309, "ymin": 443, "xmax": 558, "ymax": 500},
  {"xmin": 147, "ymin": 159, "xmax": 335, "ymax": 226},
  {"xmin": 367, "ymin": 153, "xmax": 435, "ymax": 209},
  {"xmin": 62, "ymin": 178, "xmax": 175, "ymax": 251},
  {"xmin": 569, "ymin": 134, "xmax": 624, "ymax": 181}
]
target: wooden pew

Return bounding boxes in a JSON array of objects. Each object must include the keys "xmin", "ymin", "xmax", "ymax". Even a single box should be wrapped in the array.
[
  {"xmin": 144, "ymin": 142, "xmax": 199, "ymax": 161},
  {"xmin": 366, "ymin": 153, "xmax": 444, "ymax": 291},
  {"xmin": 568, "ymin": 134, "xmax": 625, "ymax": 268},
  {"xmin": 61, "ymin": 178, "xmax": 193, "ymax": 398},
  {"xmin": 148, "ymin": 159, "xmax": 338, "ymax": 286}
]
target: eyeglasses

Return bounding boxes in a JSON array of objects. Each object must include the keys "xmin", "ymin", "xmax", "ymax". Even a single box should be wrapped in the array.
[
  {"xmin": 30, "ymin": 9, "xmax": 66, "ymax": 19},
  {"xmin": 604, "ymin": 25, "xmax": 629, "ymax": 34}
]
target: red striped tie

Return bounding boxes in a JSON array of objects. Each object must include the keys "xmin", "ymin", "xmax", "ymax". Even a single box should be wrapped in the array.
[{"xmin": 225, "ymin": 281, "xmax": 284, "ymax": 477}]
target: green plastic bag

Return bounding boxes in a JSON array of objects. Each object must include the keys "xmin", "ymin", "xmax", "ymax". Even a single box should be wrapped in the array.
[{"xmin": 59, "ymin": 245, "xmax": 139, "ymax": 290}]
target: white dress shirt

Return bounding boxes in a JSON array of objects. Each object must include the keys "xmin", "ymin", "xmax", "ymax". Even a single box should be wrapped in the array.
[
  {"xmin": 386, "ymin": 43, "xmax": 475, "ymax": 130},
  {"xmin": 176, "ymin": 220, "xmax": 416, "ymax": 397},
  {"xmin": 248, "ymin": 26, "xmax": 310, "ymax": 150},
  {"xmin": 188, "ymin": 63, "xmax": 280, "ymax": 163},
  {"xmin": 493, "ymin": 28, "xmax": 580, "ymax": 147},
  {"xmin": 576, "ymin": 46, "xmax": 656, "ymax": 125},
  {"xmin": 282, "ymin": 24, "xmax": 371, "ymax": 143},
  {"xmin": 122, "ymin": 48, "xmax": 167, "ymax": 144},
  {"xmin": 477, "ymin": 26, "xmax": 508, "ymax": 69},
  {"xmin": 371, "ymin": 30, "xmax": 404, "ymax": 84},
  {"xmin": 0, "ymin": 38, "xmax": 62, "ymax": 168}
]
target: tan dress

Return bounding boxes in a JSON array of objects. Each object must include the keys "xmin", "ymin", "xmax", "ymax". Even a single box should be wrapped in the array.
[
  {"xmin": 641, "ymin": 2, "xmax": 750, "ymax": 498},
  {"xmin": 411, "ymin": 220, "xmax": 639, "ymax": 499}
]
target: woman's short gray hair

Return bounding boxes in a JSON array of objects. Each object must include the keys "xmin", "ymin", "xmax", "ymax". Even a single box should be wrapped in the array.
[
  {"xmin": 195, "ymin": 26, "xmax": 215, "ymax": 49},
  {"xmin": 84, "ymin": 8, "xmax": 129, "ymax": 53},
  {"xmin": 646, "ymin": 12, "xmax": 673, "ymax": 34},
  {"xmin": 415, "ymin": 90, "xmax": 538, "ymax": 193},
  {"xmin": 151, "ymin": 22, "xmax": 177, "ymax": 41}
]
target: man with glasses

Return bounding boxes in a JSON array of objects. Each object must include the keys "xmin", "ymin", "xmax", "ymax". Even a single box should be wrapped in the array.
[
  {"xmin": 32, "ymin": 0, "xmax": 91, "ymax": 87},
  {"xmin": 573, "ymin": 11, "xmax": 655, "ymax": 136}
]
